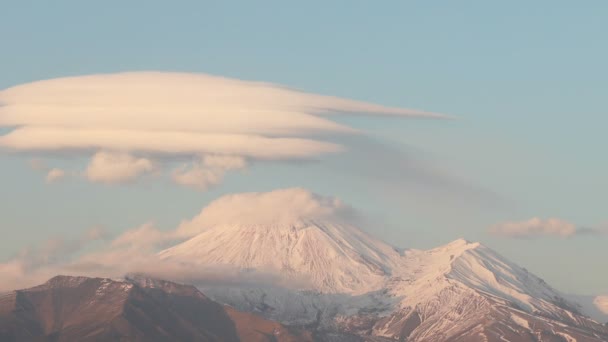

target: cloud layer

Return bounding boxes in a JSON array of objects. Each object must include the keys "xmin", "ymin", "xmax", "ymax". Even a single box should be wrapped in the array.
[
  {"xmin": 0, "ymin": 72, "xmax": 444, "ymax": 189},
  {"xmin": 489, "ymin": 217, "xmax": 607, "ymax": 238}
]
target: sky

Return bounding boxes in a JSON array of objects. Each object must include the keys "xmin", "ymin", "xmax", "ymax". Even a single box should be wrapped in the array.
[{"xmin": 0, "ymin": 1, "xmax": 607, "ymax": 295}]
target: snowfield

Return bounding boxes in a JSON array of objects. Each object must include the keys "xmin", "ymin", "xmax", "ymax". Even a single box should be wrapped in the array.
[{"xmin": 158, "ymin": 216, "xmax": 608, "ymax": 341}]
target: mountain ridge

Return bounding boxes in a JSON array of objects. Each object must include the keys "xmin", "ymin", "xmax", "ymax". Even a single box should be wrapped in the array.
[
  {"xmin": 0, "ymin": 275, "xmax": 312, "ymax": 342},
  {"xmin": 158, "ymin": 216, "xmax": 608, "ymax": 341}
]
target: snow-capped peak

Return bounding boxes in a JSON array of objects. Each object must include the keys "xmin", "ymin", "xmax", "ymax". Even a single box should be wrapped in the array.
[{"xmin": 160, "ymin": 218, "xmax": 401, "ymax": 294}]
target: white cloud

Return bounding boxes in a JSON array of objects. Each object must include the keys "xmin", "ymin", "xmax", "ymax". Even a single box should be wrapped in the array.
[
  {"xmin": 45, "ymin": 168, "xmax": 66, "ymax": 183},
  {"xmin": 0, "ymin": 226, "xmax": 109, "ymax": 290},
  {"xmin": 171, "ymin": 155, "xmax": 247, "ymax": 191},
  {"xmin": 594, "ymin": 296, "xmax": 608, "ymax": 315},
  {"xmin": 4, "ymin": 127, "xmax": 343, "ymax": 159},
  {"xmin": 175, "ymin": 187, "xmax": 353, "ymax": 237},
  {"xmin": 0, "ymin": 188, "xmax": 357, "ymax": 291},
  {"xmin": 86, "ymin": 151, "xmax": 156, "ymax": 184},
  {"xmin": 28, "ymin": 159, "xmax": 68, "ymax": 183},
  {"xmin": 0, "ymin": 72, "xmax": 445, "ymax": 188},
  {"xmin": 488, "ymin": 217, "xmax": 608, "ymax": 238},
  {"xmin": 111, "ymin": 222, "xmax": 176, "ymax": 249}
]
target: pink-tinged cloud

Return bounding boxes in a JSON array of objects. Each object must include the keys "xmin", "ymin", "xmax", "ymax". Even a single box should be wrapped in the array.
[
  {"xmin": 0, "ymin": 72, "xmax": 446, "ymax": 189},
  {"xmin": 45, "ymin": 168, "xmax": 66, "ymax": 183},
  {"xmin": 86, "ymin": 151, "xmax": 156, "ymax": 184},
  {"xmin": 594, "ymin": 296, "xmax": 608, "ymax": 315},
  {"xmin": 0, "ymin": 188, "xmax": 357, "ymax": 291},
  {"xmin": 171, "ymin": 155, "xmax": 247, "ymax": 191},
  {"xmin": 489, "ymin": 217, "xmax": 607, "ymax": 238}
]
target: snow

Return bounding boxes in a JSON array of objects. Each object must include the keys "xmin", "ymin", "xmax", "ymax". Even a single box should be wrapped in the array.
[
  {"xmin": 160, "ymin": 219, "xmax": 401, "ymax": 294},
  {"xmin": 159, "ymin": 218, "xmax": 578, "ymax": 320},
  {"xmin": 447, "ymin": 243, "xmax": 568, "ymax": 315},
  {"xmin": 556, "ymin": 332, "xmax": 577, "ymax": 342},
  {"xmin": 155, "ymin": 216, "xmax": 606, "ymax": 340},
  {"xmin": 510, "ymin": 314, "xmax": 530, "ymax": 330}
]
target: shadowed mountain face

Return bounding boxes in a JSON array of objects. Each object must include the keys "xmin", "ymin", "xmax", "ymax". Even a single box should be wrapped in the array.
[{"xmin": 0, "ymin": 275, "xmax": 312, "ymax": 342}]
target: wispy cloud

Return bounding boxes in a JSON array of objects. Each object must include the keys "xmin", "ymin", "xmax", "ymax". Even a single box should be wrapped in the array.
[
  {"xmin": 0, "ymin": 72, "xmax": 446, "ymax": 190},
  {"xmin": 171, "ymin": 155, "xmax": 247, "ymax": 191},
  {"xmin": 489, "ymin": 217, "xmax": 608, "ymax": 238},
  {"xmin": 85, "ymin": 151, "xmax": 156, "ymax": 184},
  {"xmin": 0, "ymin": 188, "xmax": 358, "ymax": 291},
  {"xmin": 0, "ymin": 226, "xmax": 109, "ymax": 290},
  {"xmin": 29, "ymin": 158, "xmax": 68, "ymax": 184},
  {"xmin": 45, "ymin": 168, "xmax": 66, "ymax": 183}
]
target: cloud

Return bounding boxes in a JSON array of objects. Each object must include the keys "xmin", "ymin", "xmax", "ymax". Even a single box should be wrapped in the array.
[
  {"xmin": 594, "ymin": 296, "xmax": 608, "ymax": 315},
  {"xmin": 175, "ymin": 188, "xmax": 354, "ymax": 237},
  {"xmin": 86, "ymin": 151, "xmax": 156, "ymax": 184},
  {"xmin": 489, "ymin": 217, "xmax": 608, "ymax": 238},
  {"xmin": 0, "ymin": 223, "xmax": 163, "ymax": 291},
  {"xmin": 45, "ymin": 168, "xmax": 66, "ymax": 183},
  {"xmin": 110, "ymin": 222, "xmax": 177, "ymax": 249},
  {"xmin": 171, "ymin": 155, "xmax": 247, "ymax": 190},
  {"xmin": 0, "ymin": 72, "xmax": 444, "ymax": 188},
  {"xmin": 29, "ymin": 158, "xmax": 68, "ymax": 183},
  {"xmin": 29, "ymin": 158, "xmax": 47, "ymax": 171},
  {"xmin": 0, "ymin": 226, "xmax": 109, "ymax": 290},
  {"xmin": 0, "ymin": 188, "xmax": 357, "ymax": 291}
]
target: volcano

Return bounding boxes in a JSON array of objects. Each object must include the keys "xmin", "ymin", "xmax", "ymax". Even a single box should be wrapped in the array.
[{"xmin": 156, "ymin": 189, "xmax": 608, "ymax": 341}]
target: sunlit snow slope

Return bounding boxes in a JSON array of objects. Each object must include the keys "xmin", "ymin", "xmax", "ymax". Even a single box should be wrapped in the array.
[
  {"xmin": 157, "ymin": 189, "xmax": 608, "ymax": 341},
  {"xmin": 160, "ymin": 220, "xmax": 401, "ymax": 294}
]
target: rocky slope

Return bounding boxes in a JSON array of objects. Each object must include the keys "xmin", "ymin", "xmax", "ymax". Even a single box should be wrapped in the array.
[{"xmin": 0, "ymin": 275, "xmax": 311, "ymax": 342}]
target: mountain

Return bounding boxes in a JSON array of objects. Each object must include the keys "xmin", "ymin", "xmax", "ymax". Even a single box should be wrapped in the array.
[
  {"xmin": 3, "ymin": 185, "xmax": 607, "ymax": 341},
  {"xmin": 159, "ymin": 219, "xmax": 402, "ymax": 294},
  {"xmin": 0, "ymin": 275, "xmax": 312, "ymax": 342},
  {"xmin": 159, "ymin": 218, "xmax": 608, "ymax": 341}
]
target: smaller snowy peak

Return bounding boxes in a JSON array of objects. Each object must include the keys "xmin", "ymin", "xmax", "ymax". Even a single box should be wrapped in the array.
[
  {"xmin": 445, "ymin": 242, "xmax": 582, "ymax": 319},
  {"xmin": 386, "ymin": 239, "xmax": 580, "ymax": 321},
  {"xmin": 424, "ymin": 238, "xmax": 480, "ymax": 255},
  {"xmin": 443, "ymin": 237, "xmax": 474, "ymax": 246}
]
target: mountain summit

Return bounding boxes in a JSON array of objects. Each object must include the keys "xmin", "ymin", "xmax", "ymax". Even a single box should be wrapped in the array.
[
  {"xmin": 160, "ymin": 219, "xmax": 402, "ymax": 294},
  {"xmin": 3, "ymin": 189, "xmax": 607, "ymax": 341},
  {"xmin": 154, "ymin": 189, "xmax": 608, "ymax": 341}
]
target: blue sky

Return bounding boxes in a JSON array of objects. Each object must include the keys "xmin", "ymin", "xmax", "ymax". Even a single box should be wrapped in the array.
[{"xmin": 1, "ymin": 1, "xmax": 607, "ymax": 294}]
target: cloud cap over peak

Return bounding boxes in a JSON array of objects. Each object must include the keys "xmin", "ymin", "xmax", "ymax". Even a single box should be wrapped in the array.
[{"xmin": 176, "ymin": 187, "xmax": 355, "ymax": 237}]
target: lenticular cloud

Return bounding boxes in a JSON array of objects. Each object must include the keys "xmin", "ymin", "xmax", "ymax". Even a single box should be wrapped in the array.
[{"xmin": 0, "ymin": 71, "xmax": 444, "ymax": 188}]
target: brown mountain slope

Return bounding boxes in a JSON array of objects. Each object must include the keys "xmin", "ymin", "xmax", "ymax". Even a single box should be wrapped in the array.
[{"xmin": 0, "ymin": 275, "xmax": 311, "ymax": 342}]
